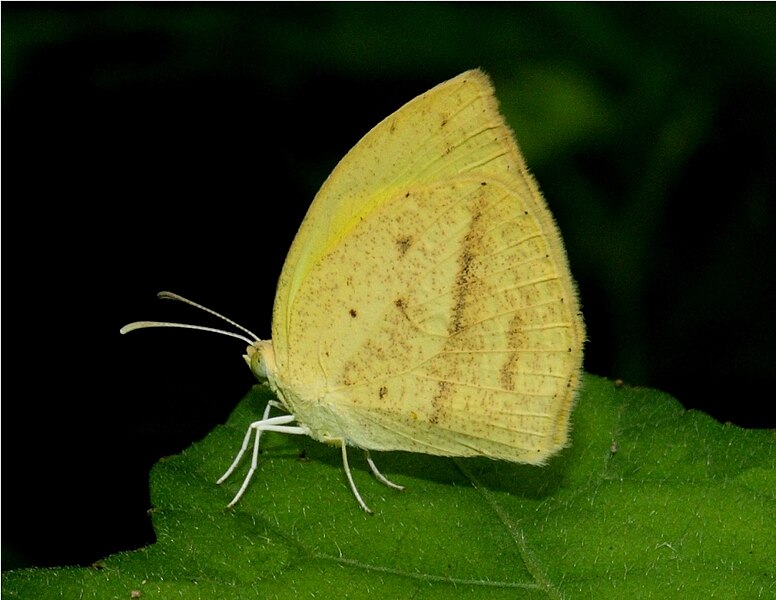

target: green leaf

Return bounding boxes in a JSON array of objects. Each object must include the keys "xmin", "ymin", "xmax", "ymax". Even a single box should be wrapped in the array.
[{"xmin": 4, "ymin": 374, "xmax": 774, "ymax": 598}]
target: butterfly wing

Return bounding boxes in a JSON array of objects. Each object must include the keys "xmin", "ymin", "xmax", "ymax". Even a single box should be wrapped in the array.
[{"xmin": 270, "ymin": 70, "xmax": 584, "ymax": 462}]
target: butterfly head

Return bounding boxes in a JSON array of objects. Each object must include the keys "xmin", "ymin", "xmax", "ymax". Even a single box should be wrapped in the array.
[{"xmin": 244, "ymin": 340, "xmax": 276, "ymax": 383}]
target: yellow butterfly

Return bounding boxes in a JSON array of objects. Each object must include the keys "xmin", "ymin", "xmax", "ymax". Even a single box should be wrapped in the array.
[{"xmin": 122, "ymin": 69, "xmax": 585, "ymax": 513}]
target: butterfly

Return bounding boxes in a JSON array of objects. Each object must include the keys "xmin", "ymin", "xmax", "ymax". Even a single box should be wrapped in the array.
[{"xmin": 122, "ymin": 69, "xmax": 585, "ymax": 513}]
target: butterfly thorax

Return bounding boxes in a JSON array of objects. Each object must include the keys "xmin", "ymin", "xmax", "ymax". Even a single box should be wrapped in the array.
[{"xmin": 247, "ymin": 341, "xmax": 368, "ymax": 446}]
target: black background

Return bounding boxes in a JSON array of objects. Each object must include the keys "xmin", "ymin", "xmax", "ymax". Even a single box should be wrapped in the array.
[{"xmin": 3, "ymin": 4, "xmax": 775, "ymax": 569}]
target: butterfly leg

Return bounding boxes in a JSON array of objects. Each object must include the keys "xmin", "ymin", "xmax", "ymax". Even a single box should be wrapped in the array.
[
  {"xmin": 339, "ymin": 441, "xmax": 373, "ymax": 514},
  {"xmin": 217, "ymin": 400, "xmax": 281, "ymax": 483},
  {"xmin": 218, "ymin": 401, "xmax": 308, "ymax": 507},
  {"xmin": 365, "ymin": 450, "xmax": 404, "ymax": 491}
]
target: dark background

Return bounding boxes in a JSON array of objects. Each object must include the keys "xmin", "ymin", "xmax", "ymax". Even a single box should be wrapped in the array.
[{"xmin": 3, "ymin": 4, "xmax": 775, "ymax": 570}]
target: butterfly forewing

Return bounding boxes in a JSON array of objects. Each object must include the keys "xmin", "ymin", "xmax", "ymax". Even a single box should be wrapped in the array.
[{"xmin": 268, "ymin": 70, "xmax": 584, "ymax": 462}]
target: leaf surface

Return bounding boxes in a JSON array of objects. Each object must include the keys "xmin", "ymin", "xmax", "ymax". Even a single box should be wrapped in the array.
[{"xmin": 4, "ymin": 374, "xmax": 774, "ymax": 599}]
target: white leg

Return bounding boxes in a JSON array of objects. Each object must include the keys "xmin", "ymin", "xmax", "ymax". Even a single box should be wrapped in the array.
[
  {"xmin": 365, "ymin": 450, "xmax": 404, "ymax": 491},
  {"xmin": 340, "ymin": 442, "xmax": 372, "ymax": 514},
  {"xmin": 224, "ymin": 419, "xmax": 308, "ymax": 507},
  {"xmin": 217, "ymin": 401, "xmax": 275, "ymax": 484},
  {"xmin": 218, "ymin": 403, "xmax": 308, "ymax": 507}
]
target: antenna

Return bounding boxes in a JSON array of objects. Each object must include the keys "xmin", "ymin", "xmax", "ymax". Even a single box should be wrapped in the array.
[{"xmin": 120, "ymin": 291, "xmax": 261, "ymax": 346}]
